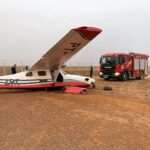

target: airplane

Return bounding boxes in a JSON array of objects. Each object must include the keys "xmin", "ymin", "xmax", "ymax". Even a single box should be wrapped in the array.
[{"xmin": 0, "ymin": 26, "xmax": 102, "ymax": 93}]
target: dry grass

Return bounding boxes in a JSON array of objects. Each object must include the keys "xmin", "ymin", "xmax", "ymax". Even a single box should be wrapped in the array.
[
  {"xmin": 0, "ymin": 66, "xmax": 25, "ymax": 75},
  {"xmin": 0, "ymin": 67, "xmax": 150, "ymax": 150}
]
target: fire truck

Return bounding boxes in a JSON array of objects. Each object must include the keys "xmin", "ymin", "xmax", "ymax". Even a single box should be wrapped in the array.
[{"xmin": 99, "ymin": 52, "xmax": 149, "ymax": 80}]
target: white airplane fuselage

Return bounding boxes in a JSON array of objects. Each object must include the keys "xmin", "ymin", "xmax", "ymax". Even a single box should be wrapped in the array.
[
  {"xmin": 0, "ymin": 26, "xmax": 102, "ymax": 90},
  {"xmin": 0, "ymin": 69, "xmax": 95, "ymax": 89}
]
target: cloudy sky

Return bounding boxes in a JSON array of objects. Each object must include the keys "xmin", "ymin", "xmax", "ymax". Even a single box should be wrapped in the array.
[{"xmin": 0, "ymin": 0, "xmax": 149, "ymax": 66}]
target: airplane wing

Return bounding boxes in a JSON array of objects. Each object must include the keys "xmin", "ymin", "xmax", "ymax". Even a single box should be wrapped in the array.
[{"xmin": 31, "ymin": 26, "xmax": 102, "ymax": 71}]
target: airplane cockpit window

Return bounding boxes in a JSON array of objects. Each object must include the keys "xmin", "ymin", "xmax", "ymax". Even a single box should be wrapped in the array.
[
  {"xmin": 38, "ymin": 71, "xmax": 47, "ymax": 76},
  {"xmin": 26, "ymin": 71, "xmax": 33, "ymax": 77}
]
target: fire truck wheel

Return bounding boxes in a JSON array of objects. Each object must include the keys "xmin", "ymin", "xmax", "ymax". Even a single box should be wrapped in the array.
[
  {"xmin": 121, "ymin": 72, "xmax": 128, "ymax": 81},
  {"xmin": 136, "ymin": 72, "xmax": 145, "ymax": 80},
  {"xmin": 140, "ymin": 72, "xmax": 145, "ymax": 80}
]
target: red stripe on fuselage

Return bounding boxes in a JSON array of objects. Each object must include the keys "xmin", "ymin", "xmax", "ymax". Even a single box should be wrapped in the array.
[{"xmin": 0, "ymin": 82, "xmax": 89, "ymax": 89}]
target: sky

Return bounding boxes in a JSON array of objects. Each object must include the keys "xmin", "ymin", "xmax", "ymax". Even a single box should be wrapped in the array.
[{"xmin": 0, "ymin": 0, "xmax": 150, "ymax": 66}]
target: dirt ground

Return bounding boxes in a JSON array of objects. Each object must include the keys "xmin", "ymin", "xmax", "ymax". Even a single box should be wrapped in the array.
[{"xmin": 0, "ymin": 68, "xmax": 150, "ymax": 150}]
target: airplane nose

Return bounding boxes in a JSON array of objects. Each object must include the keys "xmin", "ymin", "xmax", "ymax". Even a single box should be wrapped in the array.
[{"xmin": 90, "ymin": 82, "xmax": 96, "ymax": 88}]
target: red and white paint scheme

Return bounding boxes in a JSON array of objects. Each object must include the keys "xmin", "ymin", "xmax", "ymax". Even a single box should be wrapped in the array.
[
  {"xmin": 0, "ymin": 26, "xmax": 102, "ymax": 91},
  {"xmin": 99, "ymin": 52, "xmax": 149, "ymax": 81}
]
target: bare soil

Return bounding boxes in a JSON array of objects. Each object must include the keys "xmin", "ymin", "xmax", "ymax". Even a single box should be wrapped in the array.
[{"xmin": 0, "ymin": 67, "xmax": 150, "ymax": 150}]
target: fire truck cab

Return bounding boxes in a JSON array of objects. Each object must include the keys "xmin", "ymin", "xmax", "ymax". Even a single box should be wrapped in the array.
[{"xmin": 99, "ymin": 52, "xmax": 149, "ymax": 80}]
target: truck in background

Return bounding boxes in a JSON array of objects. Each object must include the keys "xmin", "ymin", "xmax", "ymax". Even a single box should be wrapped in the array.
[{"xmin": 99, "ymin": 52, "xmax": 149, "ymax": 81}]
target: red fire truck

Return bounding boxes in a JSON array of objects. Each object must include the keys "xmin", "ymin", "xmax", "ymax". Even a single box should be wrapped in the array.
[{"xmin": 99, "ymin": 52, "xmax": 149, "ymax": 80}]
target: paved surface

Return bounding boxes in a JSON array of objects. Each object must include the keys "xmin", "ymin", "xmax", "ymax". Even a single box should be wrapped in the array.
[{"xmin": 0, "ymin": 78, "xmax": 150, "ymax": 150}]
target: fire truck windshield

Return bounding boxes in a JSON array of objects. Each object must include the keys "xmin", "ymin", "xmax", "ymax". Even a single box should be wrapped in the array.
[{"xmin": 100, "ymin": 56, "xmax": 119, "ymax": 65}]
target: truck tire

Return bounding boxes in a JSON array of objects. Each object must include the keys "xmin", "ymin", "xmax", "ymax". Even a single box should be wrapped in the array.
[
  {"xmin": 136, "ymin": 72, "xmax": 145, "ymax": 80},
  {"xmin": 140, "ymin": 72, "xmax": 145, "ymax": 80},
  {"xmin": 120, "ymin": 72, "xmax": 128, "ymax": 81},
  {"xmin": 103, "ymin": 86, "xmax": 112, "ymax": 91}
]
